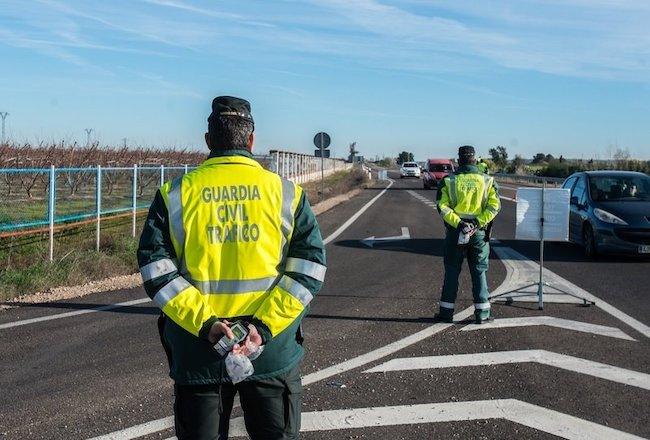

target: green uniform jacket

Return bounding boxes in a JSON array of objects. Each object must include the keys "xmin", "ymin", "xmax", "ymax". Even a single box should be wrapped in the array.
[{"xmin": 137, "ymin": 149, "xmax": 326, "ymax": 385}]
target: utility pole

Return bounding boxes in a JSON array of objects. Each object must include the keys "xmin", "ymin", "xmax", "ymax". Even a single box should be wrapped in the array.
[
  {"xmin": 85, "ymin": 128, "xmax": 93, "ymax": 147},
  {"xmin": 0, "ymin": 112, "xmax": 8, "ymax": 145}
]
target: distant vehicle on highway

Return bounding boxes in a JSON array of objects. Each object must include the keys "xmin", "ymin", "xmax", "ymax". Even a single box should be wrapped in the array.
[
  {"xmin": 562, "ymin": 171, "xmax": 650, "ymax": 258},
  {"xmin": 422, "ymin": 159, "xmax": 455, "ymax": 189},
  {"xmin": 400, "ymin": 162, "xmax": 421, "ymax": 178}
]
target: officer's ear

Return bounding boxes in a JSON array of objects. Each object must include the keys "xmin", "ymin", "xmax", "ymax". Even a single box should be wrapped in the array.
[
  {"xmin": 247, "ymin": 131, "xmax": 255, "ymax": 152},
  {"xmin": 204, "ymin": 132, "xmax": 210, "ymax": 149}
]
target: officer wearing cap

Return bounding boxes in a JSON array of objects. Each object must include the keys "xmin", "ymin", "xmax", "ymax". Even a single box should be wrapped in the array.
[
  {"xmin": 477, "ymin": 157, "xmax": 489, "ymax": 174},
  {"xmin": 137, "ymin": 96, "xmax": 326, "ymax": 439},
  {"xmin": 434, "ymin": 145, "xmax": 500, "ymax": 324}
]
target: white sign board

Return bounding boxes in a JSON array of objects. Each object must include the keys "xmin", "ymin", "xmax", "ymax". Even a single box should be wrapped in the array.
[{"xmin": 515, "ymin": 188, "xmax": 570, "ymax": 242}]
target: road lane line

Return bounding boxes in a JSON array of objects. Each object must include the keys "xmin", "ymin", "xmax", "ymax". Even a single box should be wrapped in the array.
[
  {"xmin": 460, "ymin": 316, "xmax": 635, "ymax": 341},
  {"xmin": 218, "ymin": 399, "xmax": 644, "ymax": 439},
  {"xmin": 0, "ymin": 298, "xmax": 151, "ymax": 330},
  {"xmin": 366, "ymin": 349, "xmax": 650, "ymax": 391},
  {"xmin": 323, "ymin": 178, "xmax": 394, "ymax": 245},
  {"xmin": 301, "ymin": 306, "xmax": 475, "ymax": 385},
  {"xmin": 491, "ymin": 244, "xmax": 650, "ymax": 339},
  {"xmin": 2, "ymin": 180, "xmax": 394, "ymax": 331}
]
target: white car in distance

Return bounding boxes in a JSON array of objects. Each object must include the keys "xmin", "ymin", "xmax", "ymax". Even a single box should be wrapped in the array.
[{"xmin": 400, "ymin": 162, "xmax": 421, "ymax": 178}]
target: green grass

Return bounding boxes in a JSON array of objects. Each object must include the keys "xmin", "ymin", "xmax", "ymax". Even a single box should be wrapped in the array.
[{"xmin": 0, "ymin": 214, "xmax": 142, "ymax": 301}]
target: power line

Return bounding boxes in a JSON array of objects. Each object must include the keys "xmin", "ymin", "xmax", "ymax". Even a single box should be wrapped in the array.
[
  {"xmin": 84, "ymin": 128, "xmax": 93, "ymax": 147},
  {"xmin": 0, "ymin": 112, "xmax": 8, "ymax": 145}
]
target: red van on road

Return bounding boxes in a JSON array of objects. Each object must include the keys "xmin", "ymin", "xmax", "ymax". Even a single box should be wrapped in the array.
[{"xmin": 422, "ymin": 159, "xmax": 455, "ymax": 189}]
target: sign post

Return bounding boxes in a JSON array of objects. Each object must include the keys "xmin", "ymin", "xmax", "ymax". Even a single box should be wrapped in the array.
[
  {"xmin": 489, "ymin": 184, "xmax": 594, "ymax": 309},
  {"xmin": 313, "ymin": 132, "xmax": 331, "ymax": 202}
]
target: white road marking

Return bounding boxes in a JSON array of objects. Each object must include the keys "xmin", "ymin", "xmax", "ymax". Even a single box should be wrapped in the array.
[
  {"xmin": 366, "ymin": 349, "xmax": 650, "ymax": 391},
  {"xmin": 301, "ymin": 306, "xmax": 474, "ymax": 386},
  {"xmin": 220, "ymin": 399, "xmax": 643, "ymax": 439},
  {"xmin": 361, "ymin": 226, "xmax": 410, "ymax": 248},
  {"xmin": 0, "ymin": 298, "xmax": 151, "ymax": 330},
  {"xmin": 491, "ymin": 244, "xmax": 650, "ymax": 339},
  {"xmin": 461, "ymin": 316, "xmax": 635, "ymax": 341},
  {"xmin": 323, "ymin": 178, "xmax": 394, "ymax": 245}
]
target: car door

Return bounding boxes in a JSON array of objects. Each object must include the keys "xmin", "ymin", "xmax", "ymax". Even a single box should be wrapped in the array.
[{"xmin": 568, "ymin": 176, "xmax": 587, "ymax": 243}]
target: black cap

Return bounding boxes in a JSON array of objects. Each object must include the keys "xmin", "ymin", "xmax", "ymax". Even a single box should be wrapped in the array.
[
  {"xmin": 458, "ymin": 145, "xmax": 475, "ymax": 159},
  {"xmin": 208, "ymin": 96, "xmax": 254, "ymax": 125}
]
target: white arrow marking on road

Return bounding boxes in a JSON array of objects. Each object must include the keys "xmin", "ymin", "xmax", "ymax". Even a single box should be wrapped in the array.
[
  {"xmin": 365, "ymin": 349, "xmax": 650, "ymax": 391},
  {"xmin": 361, "ymin": 227, "xmax": 410, "ymax": 248},
  {"xmin": 217, "ymin": 399, "xmax": 644, "ymax": 439},
  {"xmin": 461, "ymin": 316, "xmax": 635, "ymax": 341}
]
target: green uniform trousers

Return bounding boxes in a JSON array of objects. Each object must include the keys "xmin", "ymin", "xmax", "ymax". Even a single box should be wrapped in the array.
[
  {"xmin": 174, "ymin": 365, "xmax": 302, "ymax": 440},
  {"xmin": 438, "ymin": 227, "xmax": 491, "ymax": 320}
]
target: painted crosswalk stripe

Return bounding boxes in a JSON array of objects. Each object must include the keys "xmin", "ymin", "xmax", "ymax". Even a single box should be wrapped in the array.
[
  {"xmin": 217, "ymin": 399, "xmax": 643, "ymax": 439},
  {"xmin": 365, "ymin": 349, "xmax": 650, "ymax": 391},
  {"xmin": 461, "ymin": 316, "xmax": 635, "ymax": 341}
]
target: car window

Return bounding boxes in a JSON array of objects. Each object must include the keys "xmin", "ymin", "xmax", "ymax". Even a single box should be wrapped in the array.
[
  {"xmin": 562, "ymin": 176, "xmax": 577, "ymax": 190},
  {"xmin": 588, "ymin": 174, "xmax": 650, "ymax": 201},
  {"xmin": 571, "ymin": 177, "xmax": 587, "ymax": 205},
  {"xmin": 429, "ymin": 164, "xmax": 452, "ymax": 172},
  {"xmin": 403, "ymin": 163, "xmax": 418, "ymax": 168}
]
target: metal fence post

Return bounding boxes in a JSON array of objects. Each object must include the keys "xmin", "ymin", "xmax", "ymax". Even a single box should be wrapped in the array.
[
  {"xmin": 96, "ymin": 165, "xmax": 102, "ymax": 252},
  {"xmin": 48, "ymin": 165, "xmax": 55, "ymax": 262},
  {"xmin": 160, "ymin": 165, "xmax": 165, "ymax": 186},
  {"xmin": 184, "ymin": 164, "xmax": 189, "ymax": 174},
  {"xmin": 132, "ymin": 164, "xmax": 138, "ymax": 238}
]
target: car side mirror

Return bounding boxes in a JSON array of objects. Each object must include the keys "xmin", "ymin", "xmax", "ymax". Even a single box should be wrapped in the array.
[{"xmin": 570, "ymin": 196, "xmax": 579, "ymax": 206}]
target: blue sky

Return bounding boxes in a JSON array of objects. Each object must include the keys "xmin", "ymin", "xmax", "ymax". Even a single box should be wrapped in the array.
[{"xmin": 1, "ymin": 0, "xmax": 649, "ymax": 160}]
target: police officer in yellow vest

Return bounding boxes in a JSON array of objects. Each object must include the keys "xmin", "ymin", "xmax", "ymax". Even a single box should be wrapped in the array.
[
  {"xmin": 477, "ymin": 157, "xmax": 489, "ymax": 174},
  {"xmin": 137, "ymin": 96, "xmax": 326, "ymax": 439},
  {"xmin": 434, "ymin": 146, "xmax": 500, "ymax": 324}
]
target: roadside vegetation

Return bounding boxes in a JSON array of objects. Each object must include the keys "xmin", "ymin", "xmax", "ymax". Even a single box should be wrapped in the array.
[
  {"xmin": 0, "ymin": 214, "xmax": 142, "ymax": 301},
  {"xmin": 301, "ymin": 167, "xmax": 370, "ymax": 206},
  {"xmin": 487, "ymin": 145, "xmax": 649, "ymax": 177}
]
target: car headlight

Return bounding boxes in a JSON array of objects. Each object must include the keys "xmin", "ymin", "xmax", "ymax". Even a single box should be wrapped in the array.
[{"xmin": 593, "ymin": 208, "xmax": 628, "ymax": 225}]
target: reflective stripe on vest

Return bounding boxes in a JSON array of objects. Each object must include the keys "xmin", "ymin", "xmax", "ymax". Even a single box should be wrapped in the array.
[
  {"xmin": 280, "ymin": 178, "xmax": 295, "ymax": 259},
  {"xmin": 140, "ymin": 258, "xmax": 177, "ymax": 282},
  {"xmin": 481, "ymin": 175, "xmax": 491, "ymax": 209},
  {"xmin": 285, "ymin": 257, "xmax": 326, "ymax": 282},
  {"xmin": 278, "ymin": 275, "xmax": 313, "ymax": 306},
  {"xmin": 167, "ymin": 176, "xmax": 186, "ymax": 273},
  {"xmin": 448, "ymin": 175, "xmax": 457, "ymax": 207},
  {"xmin": 189, "ymin": 276, "xmax": 277, "ymax": 294},
  {"xmin": 153, "ymin": 277, "xmax": 192, "ymax": 308}
]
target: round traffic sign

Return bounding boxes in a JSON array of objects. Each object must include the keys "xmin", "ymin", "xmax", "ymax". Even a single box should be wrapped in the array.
[{"xmin": 313, "ymin": 132, "xmax": 331, "ymax": 149}]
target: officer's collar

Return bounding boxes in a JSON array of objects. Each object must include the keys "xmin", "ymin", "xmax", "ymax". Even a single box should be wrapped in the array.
[
  {"xmin": 203, "ymin": 149, "xmax": 262, "ymax": 168},
  {"xmin": 457, "ymin": 164, "xmax": 479, "ymax": 173},
  {"xmin": 207, "ymin": 148, "xmax": 254, "ymax": 159}
]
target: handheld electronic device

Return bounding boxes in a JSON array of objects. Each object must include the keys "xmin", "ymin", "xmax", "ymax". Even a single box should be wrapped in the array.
[{"xmin": 213, "ymin": 321, "xmax": 249, "ymax": 357}]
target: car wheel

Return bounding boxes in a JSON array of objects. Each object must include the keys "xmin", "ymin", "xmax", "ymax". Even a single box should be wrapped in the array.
[{"xmin": 583, "ymin": 223, "xmax": 597, "ymax": 259}]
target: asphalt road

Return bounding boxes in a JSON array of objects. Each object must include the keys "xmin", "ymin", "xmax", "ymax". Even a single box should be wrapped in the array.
[{"xmin": 1, "ymin": 172, "xmax": 648, "ymax": 439}]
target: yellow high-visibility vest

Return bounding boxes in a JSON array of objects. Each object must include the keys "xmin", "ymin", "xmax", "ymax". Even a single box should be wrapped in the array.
[
  {"xmin": 437, "ymin": 172, "xmax": 500, "ymax": 228},
  {"xmin": 155, "ymin": 154, "xmax": 314, "ymax": 337}
]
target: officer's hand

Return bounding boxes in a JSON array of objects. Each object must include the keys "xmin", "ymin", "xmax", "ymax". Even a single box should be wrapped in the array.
[
  {"xmin": 207, "ymin": 320, "xmax": 234, "ymax": 344},
  {"xmin": 232, "ymin": 324, "xmax": 263, "ymax": 357}
]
